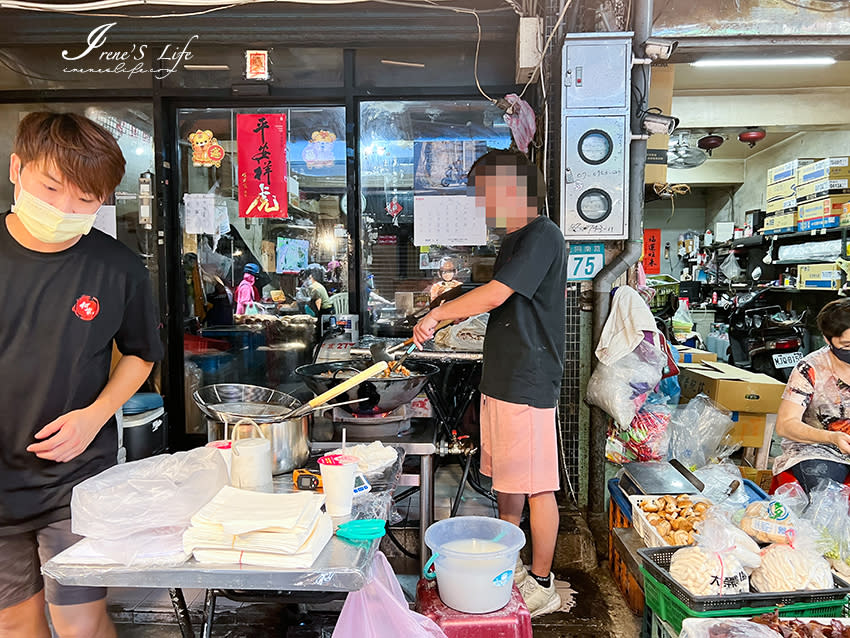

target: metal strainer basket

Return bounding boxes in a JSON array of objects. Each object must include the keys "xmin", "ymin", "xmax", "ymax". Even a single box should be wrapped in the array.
[{"xmin": 193, "ymin": 383, "xmax": 302, "ymax": 425}]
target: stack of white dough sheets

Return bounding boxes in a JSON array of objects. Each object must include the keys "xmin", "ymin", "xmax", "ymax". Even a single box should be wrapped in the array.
[{"xmin": 183, "ymin": 486, "xmax": 333, "ymax": 568}]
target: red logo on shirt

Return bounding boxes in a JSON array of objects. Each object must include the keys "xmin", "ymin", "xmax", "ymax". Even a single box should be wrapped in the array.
[{"xmin": 72, "ymin": 295, "xmax": 100, "ymax": 321}]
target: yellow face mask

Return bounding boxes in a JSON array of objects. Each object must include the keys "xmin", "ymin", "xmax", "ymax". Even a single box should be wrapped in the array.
[{"xmin": 12, "ymin": 177, "xmax": 98, "ymax": 244}]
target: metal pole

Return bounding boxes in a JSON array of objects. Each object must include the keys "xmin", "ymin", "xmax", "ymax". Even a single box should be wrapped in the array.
[{"xmin": 587, "ymin": 0, "xmax": 653, "ymax": 515}]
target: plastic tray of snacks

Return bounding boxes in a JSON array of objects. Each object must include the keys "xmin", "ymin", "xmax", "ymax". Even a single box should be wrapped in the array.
[
  {"xmin": 638, "ymin": 544, "xmax": 850, "ymax": 614},
  {"xmin": 629, "ymin": 494, "xmax": 711, "ymax": 548}
]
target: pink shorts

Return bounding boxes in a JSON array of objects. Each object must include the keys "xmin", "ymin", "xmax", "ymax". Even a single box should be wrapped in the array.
[{"xmin": 479, "ymin": 394, "xmax": 559, "ymax": 495}]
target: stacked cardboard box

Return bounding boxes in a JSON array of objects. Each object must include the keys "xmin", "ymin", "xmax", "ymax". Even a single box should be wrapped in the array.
[
  {"xmin": 796, "ymin": 157, "xmax": 850, "ymax": 231},
  {"xmin": 678, "ymin": 361, "xmax": 785, "ymax": 448},
  {"xmin": 762, "ymin": 158, "xmax": 816, "ymax": 230},
  {"xmin": 797, "ymin": 263, "xmax": 842, "ymax": 290}
]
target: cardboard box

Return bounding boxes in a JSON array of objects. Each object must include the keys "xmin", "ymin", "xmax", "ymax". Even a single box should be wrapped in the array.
[
  {"xmin": 766, "ymin": 195, "xmax": 798, "ymax": 214},
  {"xmin": 739, "ymin": 466, "xmax": 774, "ymax": 492},
  {"xmin": 797, "ymin": 194, "xmax": 850, "ymax": 221},
  {"xmin": 767, "ymin": 158, "xmax": 818, "ymax": 185},
  {"xmin": 797, "ymin": 177, "xmax": 850, "ymax": 201},
  {"xmin": 798, "ymin": 156, "xmax": 850, "ymax": 185},
  {"xmin": 730, "ymin": 412, "xmax": 770, "ymax": 449},
  {"xmin": 760, "ymin": 211, "xmax": 797, "ymax": 234},
  {"xmin": 766, "ymin": 178, "xmax": 797, "ymax": 202},
  {"xmin": 678, "ymin": 361, "xmax": 786, "ymax": 413},
  {"xmin": 797, "ymin": 216, "xmax": 840, "ymax": 232},
  {"xmin": 797, "ymin": 263, "xmax": 842, "ymax": 290},
  {"xmin": 677, "ymin": 346, "xmax": 718, "ymax": 364}
]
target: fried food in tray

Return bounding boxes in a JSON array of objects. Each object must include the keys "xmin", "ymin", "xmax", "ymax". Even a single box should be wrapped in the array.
[{"xmin": 639, "ymin": 494, "xmax": 710, "ymax": 546}]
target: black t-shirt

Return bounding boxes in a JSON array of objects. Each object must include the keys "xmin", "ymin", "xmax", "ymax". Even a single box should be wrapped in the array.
[
  {"xmin": 479, "ymin": 216, "xmax": 567, "ymax": 408},
  {"xmin": 0, "ymin": 213, "xmax": 164, "ymax": 535}
]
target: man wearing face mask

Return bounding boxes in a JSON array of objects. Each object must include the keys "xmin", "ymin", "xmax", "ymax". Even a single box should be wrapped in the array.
[
  {"xmin": 0, "ymin": 112, "xmax": 163, "ymax": 638},
  {"xmin": 773, "ymin": 299, "xmax": 850, "ymax": 493},
  {"xmin": 413, "ymin": 150, "xmax": 567, "ymax": 617}
]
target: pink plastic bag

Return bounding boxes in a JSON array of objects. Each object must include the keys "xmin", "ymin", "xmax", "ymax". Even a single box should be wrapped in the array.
[{"xmin": 332, "ymin": 551, "xmax": 447, "ymax": 638}]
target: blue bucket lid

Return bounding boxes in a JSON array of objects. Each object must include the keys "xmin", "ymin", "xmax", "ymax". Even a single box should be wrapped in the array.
[{"xmin": 123, "ymin": 393, "xmax": 164, "ymax": 415}]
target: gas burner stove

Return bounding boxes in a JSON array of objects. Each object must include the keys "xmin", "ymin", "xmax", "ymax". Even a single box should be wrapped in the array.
[{"xmin": 331, "ymin": 404, "xmax": 412, "ymax": 439}]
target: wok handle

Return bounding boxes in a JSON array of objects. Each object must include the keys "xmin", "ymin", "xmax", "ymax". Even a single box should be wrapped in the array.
[
  {"xmin": 308, "ymin": 361, "xmax": 389, "ymax": 409},
  {"xmin": 388, "ymin": 319, "xmax": 454, "ymax": 353}
]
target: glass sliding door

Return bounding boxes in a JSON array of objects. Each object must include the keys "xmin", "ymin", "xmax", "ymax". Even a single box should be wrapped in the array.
[
  {"xmin": 358, "ymin": 100, "xmax": 511, "ymax": 337},
  {"xmin": 176, "ymin": 106, "xmax": 349, "ymax": 435}
]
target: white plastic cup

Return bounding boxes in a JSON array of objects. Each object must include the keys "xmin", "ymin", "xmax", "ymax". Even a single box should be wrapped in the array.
[
  {"xmin": 230, "ymin": 438, "xmax": 273, "ymax": 491},
  {"xmin": 318, "ymin": 454, "xmax": 359, "ymax": 517}
]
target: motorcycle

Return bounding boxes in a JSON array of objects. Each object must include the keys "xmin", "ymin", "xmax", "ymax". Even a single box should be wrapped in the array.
[{"xmin": 727, "ymin": 289, "xmax": 807, "ymax": 382}]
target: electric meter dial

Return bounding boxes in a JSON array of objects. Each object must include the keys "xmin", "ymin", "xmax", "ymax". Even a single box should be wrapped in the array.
[
  {"xmin": 576, "ymin": 188, "xmax": 612, "ymax": 224},
  {"xmin": 577, "ymin": 129, "xmax": 613, "ymax": 165}
]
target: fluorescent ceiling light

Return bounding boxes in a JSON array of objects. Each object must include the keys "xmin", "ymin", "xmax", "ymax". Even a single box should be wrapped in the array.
[
  {"xmin": 691, "ymin": 57, "xmax": 835, "ymax": 68},
  {"xmin": 380, "ymin": 59, "xmax": 425, "ymax": 68},
  {"xmin": 183, "ymin": 64, "xmax": 230, "ymax": 71}
]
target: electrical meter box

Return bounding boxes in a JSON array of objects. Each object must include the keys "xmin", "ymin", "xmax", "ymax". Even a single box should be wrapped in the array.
[{"xmin": 561, "ymin": 32, "xmax": 633, "ymax": 240}]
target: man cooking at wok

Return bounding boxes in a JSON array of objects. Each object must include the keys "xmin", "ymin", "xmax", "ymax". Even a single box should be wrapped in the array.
[{"xmin": 413, "ymin": 149, "xmax": 567, "ymax": 618}]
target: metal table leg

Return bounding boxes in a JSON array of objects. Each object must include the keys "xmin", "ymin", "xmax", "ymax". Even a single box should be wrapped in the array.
[
  {"xmin": 167, "ymin": 588, "xmax": 194, "ymax": 638},
  {"xmin": 201, "ymin": 588, "xmax": 217, "ymax": 638},
  {"xmin": 419, "ymin": 453, "xmax": 434, "ymax": 570}
]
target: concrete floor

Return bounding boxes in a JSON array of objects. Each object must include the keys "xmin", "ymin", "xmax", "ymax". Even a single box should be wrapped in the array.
[{"xmin": 101, "ymin": 463, "xmax": 641, "ymax": 637}]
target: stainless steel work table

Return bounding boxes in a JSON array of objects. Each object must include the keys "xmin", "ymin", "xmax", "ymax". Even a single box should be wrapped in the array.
[{"xmin": 43, "ymin": 449, "xmax": 404, "ymax": 638}]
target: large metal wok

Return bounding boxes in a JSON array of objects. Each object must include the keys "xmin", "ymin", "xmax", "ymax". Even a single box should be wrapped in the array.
[{"xmin": 295, "ymin": 360, "xmax": 439, "ymax": 415}]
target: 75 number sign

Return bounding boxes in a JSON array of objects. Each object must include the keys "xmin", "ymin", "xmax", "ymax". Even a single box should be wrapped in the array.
[{"xmin": 567, "ymin": 243, "xmax": 605, "ymax": 281}]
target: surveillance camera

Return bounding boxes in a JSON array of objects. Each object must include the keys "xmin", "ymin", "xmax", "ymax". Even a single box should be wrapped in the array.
[
  {"xmin": 644, "ymin": 38, "xmax": 678, "ymax": 61},
  {"xmin": 642, "ymin": 112, "xmax": 679, "ymax": 136}
]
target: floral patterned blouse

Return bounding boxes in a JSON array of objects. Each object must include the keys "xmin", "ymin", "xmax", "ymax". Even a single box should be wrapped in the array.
[{"xmin": 774, "ymin": 346, "xmax": 850, "ymax": 475}]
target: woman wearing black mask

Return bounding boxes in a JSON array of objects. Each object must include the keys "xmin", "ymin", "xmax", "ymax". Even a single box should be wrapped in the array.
[{"xmin": 774, "ymin": 298, "xmax": 850, "ymax": 493}]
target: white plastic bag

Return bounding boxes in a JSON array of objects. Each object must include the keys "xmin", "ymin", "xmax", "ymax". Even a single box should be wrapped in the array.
[
  {"xmin": 332, "ymin": 552, "xmax": 447, "ymax": 638},
  {"xmin": 71, "ymin": 447, "xmax": 228, "ymax": 540},
  {"xmin": 586, "ymin": 340, "xmax": 667, "ymax": 427},
  {"xmin": 694, "ymin": 463, "xmax": 750, "ymax": 511},
  {"xmin": 667, "ymin": 394, "xmax": 733, "ymax": 470},
  {"xmin": 720, "ymin": 253, "xmax": 743, "ymax": 281}
]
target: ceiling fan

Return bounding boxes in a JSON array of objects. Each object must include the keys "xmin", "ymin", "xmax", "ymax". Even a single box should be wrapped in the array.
[{"xmin": 667, "ymin": 132, "xmax": 708, "ymax": 170}]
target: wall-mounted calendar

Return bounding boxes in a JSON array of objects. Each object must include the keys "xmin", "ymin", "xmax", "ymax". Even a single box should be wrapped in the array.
[{"xmin": 412, "ymin": 195, "xmax": 486, "ymax": 247}]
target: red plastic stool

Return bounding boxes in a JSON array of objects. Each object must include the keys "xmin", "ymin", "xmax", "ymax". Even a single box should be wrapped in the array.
[{"xmin": 415, "ymin": 578, "xmax": 533, "ymax": 638}]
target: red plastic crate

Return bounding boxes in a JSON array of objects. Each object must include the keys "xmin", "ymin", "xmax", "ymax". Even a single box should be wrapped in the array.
[{"xmin": 415, "ymin": 577, "xmax": 532, "ymax": 638}]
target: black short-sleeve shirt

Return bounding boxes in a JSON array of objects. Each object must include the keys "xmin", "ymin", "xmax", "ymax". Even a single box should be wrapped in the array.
[
  {"xmin": 479, "ymin": 215, "xmax": 568, "ymax": 408},
  {"xmin": 0, "ymin": 213, "xmax": 164, "ymax": 535}
]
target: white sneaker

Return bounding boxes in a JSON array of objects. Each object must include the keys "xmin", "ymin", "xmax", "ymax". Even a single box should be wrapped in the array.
[
  {"xmin": 514, "ymin": 557, "xmax": 528, "ymax": 584},
  {"xmin": 518, "ymin": 572, "xmax": 562, "ymax": 618}
]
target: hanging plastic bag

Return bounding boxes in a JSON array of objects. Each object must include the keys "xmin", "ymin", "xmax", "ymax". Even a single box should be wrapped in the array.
[
  {"xmin": 667, "ymin": 394, "xmax": 733, "ymax": 470},
  {"xmin": 332, "ymin": 551, "xmax": 447, "ymax": 638},
  {"xmin": 71, "ymin": 447, "xmax": 228, "ymax": 540},
  {"xmin": 720, "ymin": 253, "xmax": 743, "ymax": 281},
  {"xmin": 672, "ymin": 299, "xmax": 694, "ymax": 334},
  {"xmin": 586, "ymin": 340, "xmax": 667, "ymax": 427}
]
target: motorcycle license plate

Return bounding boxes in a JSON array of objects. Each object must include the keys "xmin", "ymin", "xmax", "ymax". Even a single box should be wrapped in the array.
[{"xmin": 772, "ymin": 351, "xmax": 803, "ymax": 369}]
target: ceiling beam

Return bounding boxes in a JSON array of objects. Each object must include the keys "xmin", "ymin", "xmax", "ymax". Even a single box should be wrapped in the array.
[{"xmin": 668, "ymin": 159, "xmax": 745, "ymax": 186}]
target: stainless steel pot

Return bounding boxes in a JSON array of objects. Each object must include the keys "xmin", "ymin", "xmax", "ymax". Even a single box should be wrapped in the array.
[
  {"xmin": 195, "ymin": 384, "xmax": 310, "ymax": 475},
  {"xmin": 206, "ymin": 416, "xmax": 309, "ymax": 475}
]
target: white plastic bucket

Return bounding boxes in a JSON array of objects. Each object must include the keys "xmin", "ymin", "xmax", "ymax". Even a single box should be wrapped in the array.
[{"xmin": 423, "ymin": 516, "xmax": 525, "ymax": 614}]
